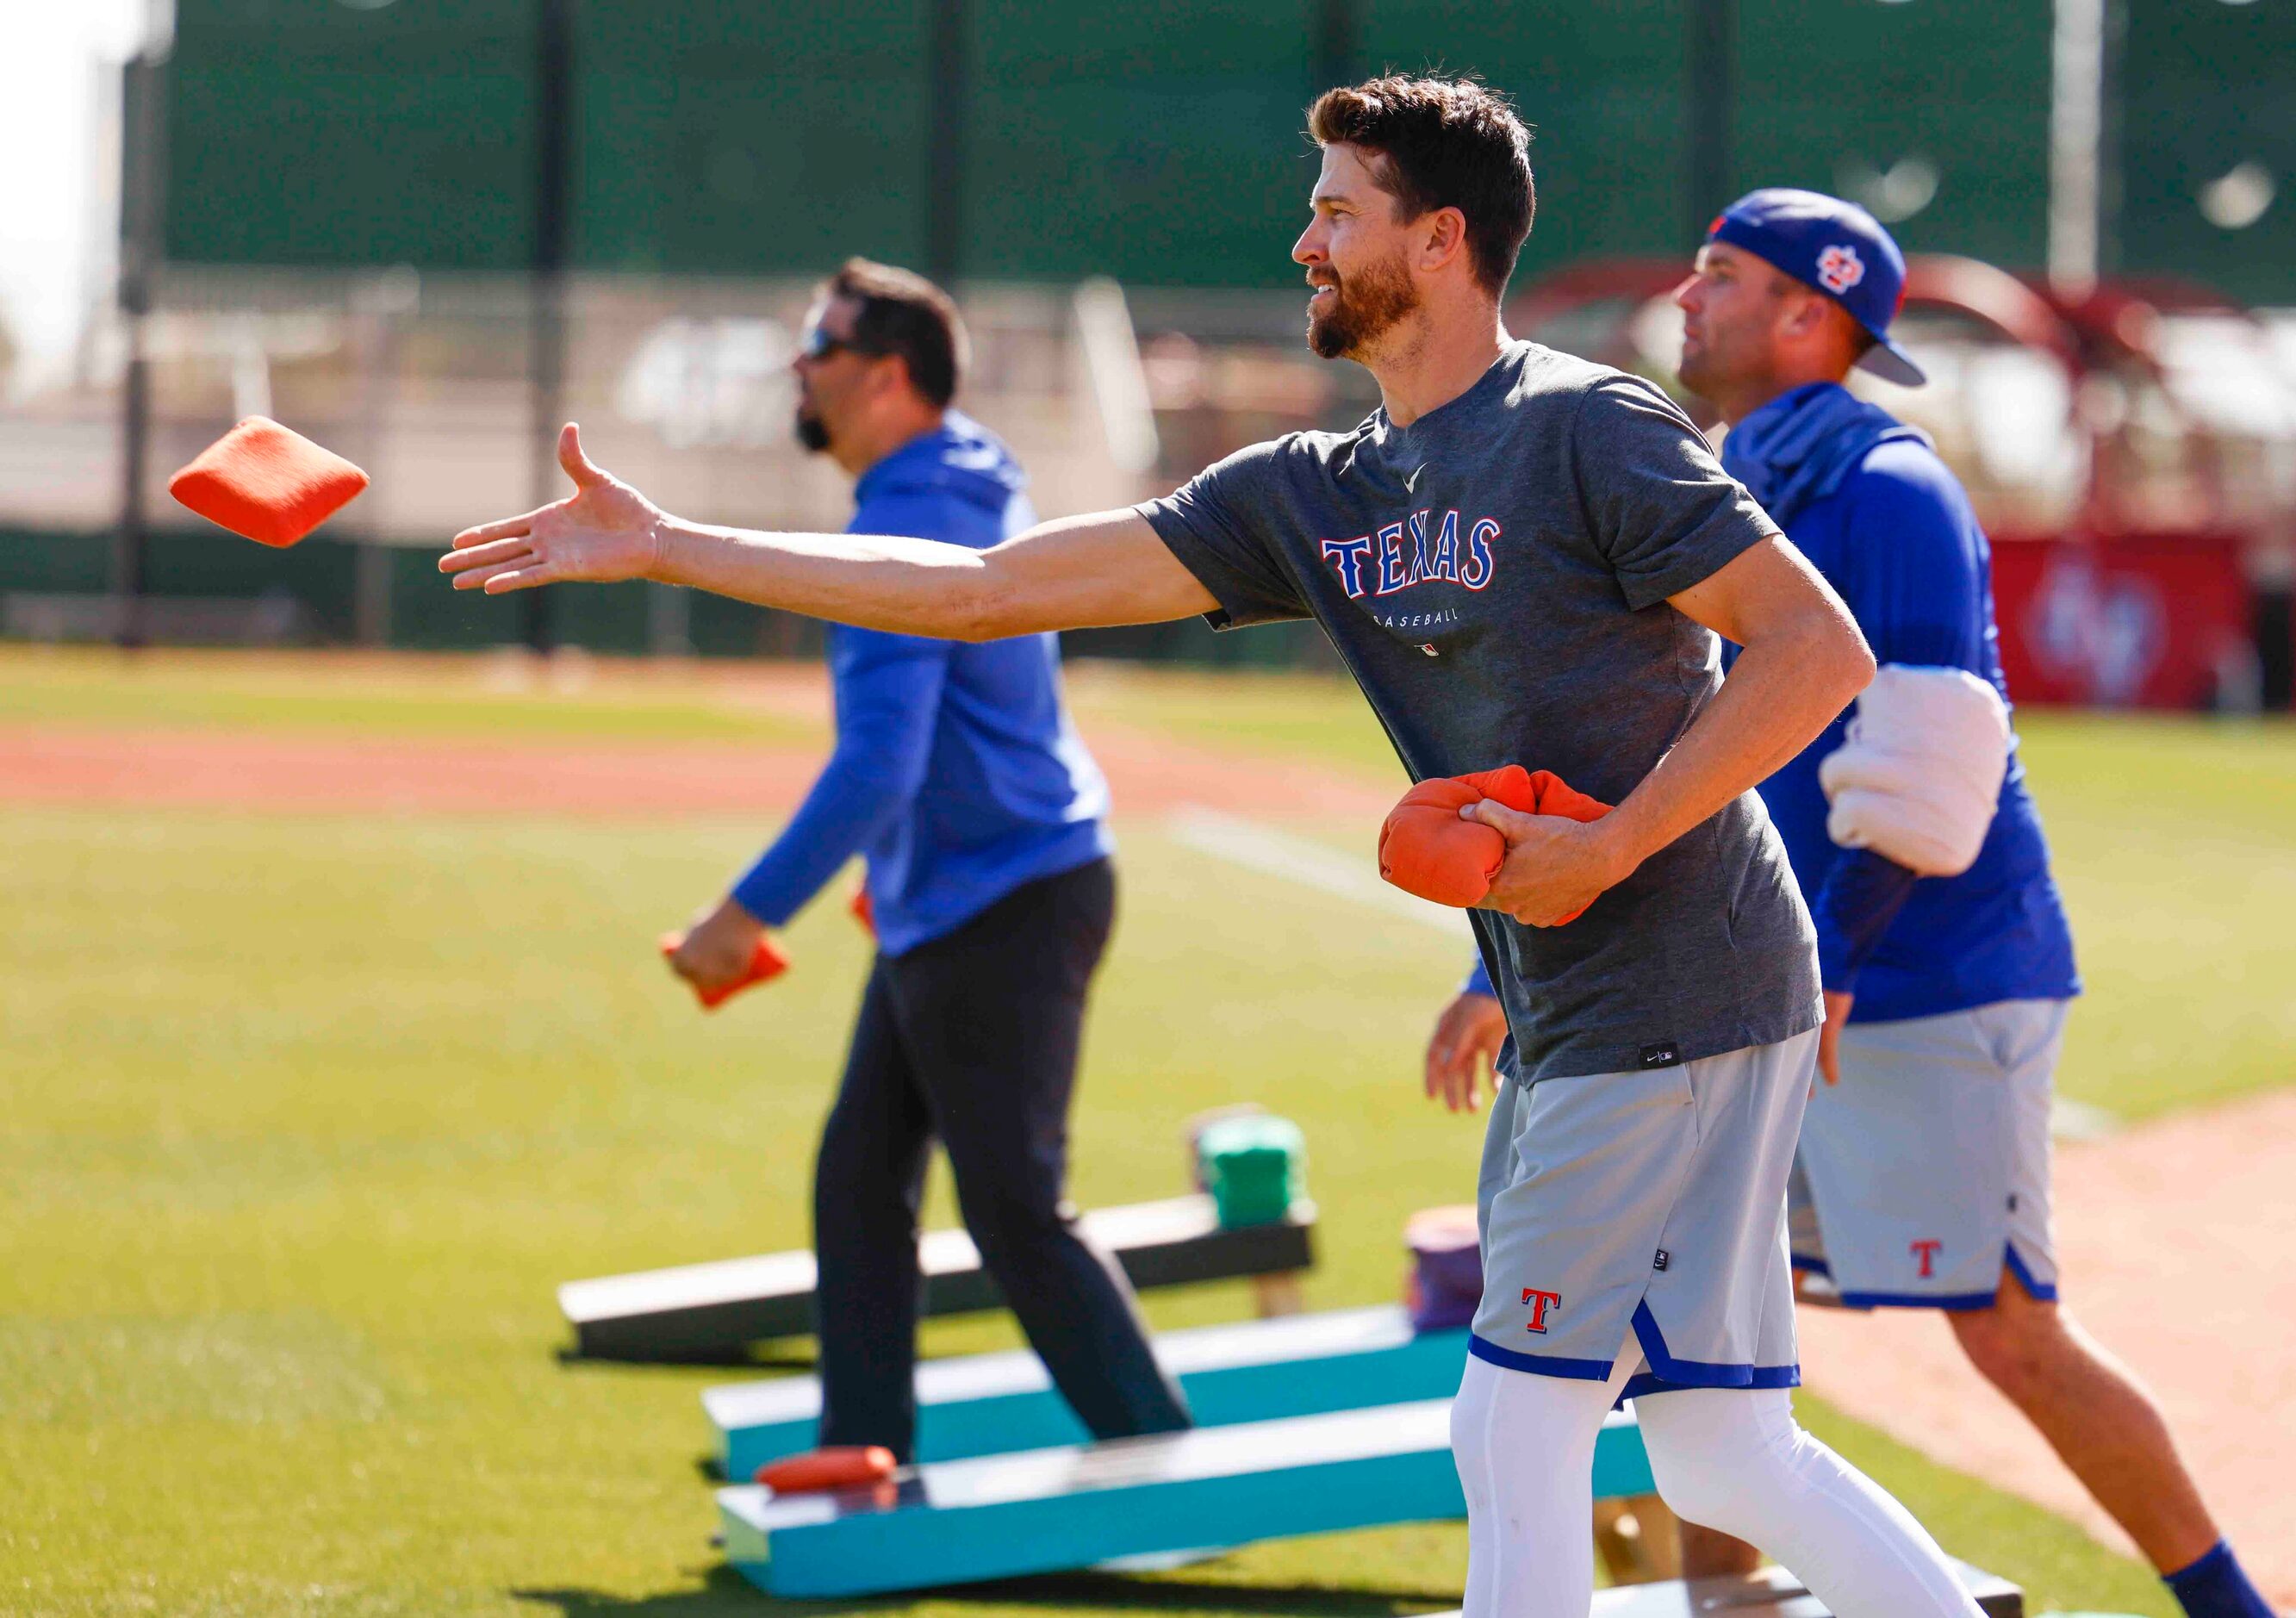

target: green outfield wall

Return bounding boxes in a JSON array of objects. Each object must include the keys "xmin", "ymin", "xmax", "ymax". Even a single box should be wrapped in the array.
[{"xmin": 159, "ymin": 1, "xmax": 2291, "ymax": 303}]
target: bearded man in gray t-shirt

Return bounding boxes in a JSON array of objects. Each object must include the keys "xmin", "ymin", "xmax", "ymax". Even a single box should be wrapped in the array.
[{"xmin": 440, "ymin": 75, "xmax": 1986, "ymax": 1618}]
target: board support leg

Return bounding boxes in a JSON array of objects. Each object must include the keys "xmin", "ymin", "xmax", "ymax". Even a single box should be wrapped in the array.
[
  {"xmin": 1594, "ymin": 1493, "xmax": 1682, "ymax": 1584},
  {"xmin": 1249, "ymin": 1273, "xmax": 1305, "ymax": 1318}
]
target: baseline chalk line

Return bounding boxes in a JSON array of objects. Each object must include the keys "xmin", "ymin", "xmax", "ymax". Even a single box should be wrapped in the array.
[{"xmin": 1167, "ymin": 806, "xmax": 1468, "ymax": 937}]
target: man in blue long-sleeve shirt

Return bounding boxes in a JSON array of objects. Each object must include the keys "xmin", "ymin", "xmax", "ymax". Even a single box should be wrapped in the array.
[
  {"xmin": 670, "ymin": 259, "xmax": 1189, "ymax": 1459},
  {"xmin": 1423, "ymin": 191, "xmax": 2267, "ymax": 1616}
]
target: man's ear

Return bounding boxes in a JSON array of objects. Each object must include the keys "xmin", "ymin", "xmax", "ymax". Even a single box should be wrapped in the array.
[
  {"xmin": 867, "ymin": 351, "xmax": 915, "ymax": 404},
  {"xmin": 1778, "ymin": 288, "xmax": 1832, "ymax": 343},
  {"xmin": 1420, "ymin": 206, "xmax": 1471, "ymax": 274}
]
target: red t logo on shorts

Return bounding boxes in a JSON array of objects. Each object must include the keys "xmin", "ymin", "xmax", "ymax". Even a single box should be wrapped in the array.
[
  {"xmin": 1521, "ymin": 1288, "xmax": 1562, "ymax": 1334},
  {"xmin": 1911, "ymin": 1239, "xmax": 1943, "ymax": 1279}
]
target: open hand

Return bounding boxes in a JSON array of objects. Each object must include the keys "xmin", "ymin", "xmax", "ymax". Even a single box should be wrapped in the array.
[
  {"xmin": 440, "ymin": 424, "xmax": 666, "ymax": 594},
  {"xmin": 669, "ymin": 896, "xmax": 767, "ymax": 998},
  {"xmin": 1467, "ymin": 800, "xmax": 1630, "ymax": 927},
  {"xmin": 1424, "ymin": 990, "xmax": 1508, "ymax": 1114}
]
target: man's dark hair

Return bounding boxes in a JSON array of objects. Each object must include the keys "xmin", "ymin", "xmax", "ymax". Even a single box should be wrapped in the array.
[
  {"xmin": 826, "ymin": 258, "xmax": 968, "ymax": 408},
  {"xmin": 1306, "ymin": 76, "xmax": 1534, "ymax": 297}
]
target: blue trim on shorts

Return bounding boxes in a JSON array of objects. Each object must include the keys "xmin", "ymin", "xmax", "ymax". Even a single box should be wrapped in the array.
[
  {"xmin": 1835, "ymin": 1243, "xmax": 2058, "ymax": 1312},
  {"xmin": 1621, "ymin": 1302, "xmax": 1801, "ymax": 1397},
  {"xmin": 1465, "ymin": 1333, "xmax": 1615, "ymax": 1382},
  {"xmin": 1835, "ymin": 1285, "xmax": 1999, "ymax": 1310},
  {"xmin": 1617, "ymin": 1366, "xmax": 1800, "ymax": 1402},
  {"xmin": 2004, "ymin": 1243, "xmax": 2059, "ymax": 1303}
]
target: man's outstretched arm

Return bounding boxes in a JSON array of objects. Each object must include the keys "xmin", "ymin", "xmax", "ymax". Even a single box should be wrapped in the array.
[{"xmin": 439, "ymin": 424, "xmax": 1218, "ymax": 639}]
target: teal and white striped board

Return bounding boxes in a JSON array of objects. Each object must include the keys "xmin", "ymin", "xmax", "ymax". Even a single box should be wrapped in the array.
[
  {"xmin": 707, "ymin": 1304, "xmax": 1466, "ymax": 1481},
  {"xmin": 718, "ymin": 1397, "xmax": 1654, "ymax": 1598}
]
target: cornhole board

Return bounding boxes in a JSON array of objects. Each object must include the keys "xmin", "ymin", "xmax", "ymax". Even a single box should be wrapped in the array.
[
  {"xmin": 562, "ymin": 1194, "xmax": 1316, "ymax": 1362},
  {"xmin": 717, "ymin": 1397, "xmax": 1655, "ymax": 1598},
  {"xmin": 1445, "ymin": 1559, "xmax": 2024, "ymax": 1618},
  {"xmin": 709, "ymin": 1304, "xmax": 1461, "ymax": 1480}
]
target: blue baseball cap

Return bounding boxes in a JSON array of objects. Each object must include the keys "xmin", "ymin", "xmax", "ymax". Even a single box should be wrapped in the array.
[{"xmin": 1705, "ymin": 188, "xmax": 1926, "ymax": 388}]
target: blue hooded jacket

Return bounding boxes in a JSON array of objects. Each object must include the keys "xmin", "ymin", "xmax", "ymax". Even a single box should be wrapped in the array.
[
  {"xmin": 731, "ymin": 413, "xmax": 1112, "ymax": 956},
  {"xmin": 1465, "ymin": 383, "xmax": 2078, "ymax": 1023},
  {"xmin": 1723, "ymin": 383, "xmax": 2079, "ymax": 1022}
]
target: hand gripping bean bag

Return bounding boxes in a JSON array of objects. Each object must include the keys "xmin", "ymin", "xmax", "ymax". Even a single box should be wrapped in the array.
[
  {"xmin": 658, "ymin": 930, "xmax": 790, "ymax": 1011},
  {"xmin": 1377, "ymin": 765, "xmax": 1610, "ymax": 919}
]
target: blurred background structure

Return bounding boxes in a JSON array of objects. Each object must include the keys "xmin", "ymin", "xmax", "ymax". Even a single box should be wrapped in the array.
[{"xmin": 2, "ymin": 0, "xmax": 2292, "ymax": 702}]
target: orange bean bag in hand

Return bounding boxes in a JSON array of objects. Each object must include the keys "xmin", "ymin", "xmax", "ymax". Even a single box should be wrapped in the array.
[
  {"xmin": 658, "ymin": 930, "xmax": 789, "ymax": 1011},
  {"xmin": 167, "ymin": 417, "xmax": 370, "ymax": 547},
  {"xmin": 1378, "ymin": 764, "xmax": 1611, "ymax": 920}
]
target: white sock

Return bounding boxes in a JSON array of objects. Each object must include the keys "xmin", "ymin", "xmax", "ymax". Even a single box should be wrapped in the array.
[
  {"xmin": 1453, "ymin": 1343, "xmax": 1641, "ymax": 1618},
  {"xmin": 1634, "ymin": 1385, "xmax": 1985, "ymax": 1618}
]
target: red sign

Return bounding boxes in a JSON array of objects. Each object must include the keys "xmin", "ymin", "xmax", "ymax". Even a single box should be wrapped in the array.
[{"xmin": 1989, "ymin": 537, "xmax": 2251, "ymax": 709}]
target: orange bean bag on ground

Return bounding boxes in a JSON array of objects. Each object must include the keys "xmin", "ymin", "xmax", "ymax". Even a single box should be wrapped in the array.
[
  {"xmin": 167, "ymin": 417, "xmax": 370, "ymax": 547},
  {"xmin": 756, "ymin": 1446, "xmax": 898, "ymax": 1494},
  {"xmin": 1378, "ymin": 764, "xmax": 1610, "ymax": 919},
  {"xmin": 658, "ymin": 930, "xmax": 790, "ymax": 1011}
]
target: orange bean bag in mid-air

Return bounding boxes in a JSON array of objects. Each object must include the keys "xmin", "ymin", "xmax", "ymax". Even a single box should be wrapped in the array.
[
  {"xmin": 167, "ymin": 416, "xmax": 370, "ymax": 547},
  {"xmin": 1378, "ymin": 764, "xmax": 1611, "ymax": 919}
]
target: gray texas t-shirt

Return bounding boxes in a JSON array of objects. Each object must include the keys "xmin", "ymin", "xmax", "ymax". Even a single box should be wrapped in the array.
[{"xmin": 1136, "ymin": 340, "xmax": 1822, "ymax": 1081}]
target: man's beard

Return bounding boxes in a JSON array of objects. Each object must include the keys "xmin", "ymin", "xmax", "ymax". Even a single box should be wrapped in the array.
[
  {"xmin": 1306, "ymin": 252, "xmax": 1419, "ymax": 359},
  {"xmin": 793, "ymin": 404, "xmax": 831, "ymax": 453}
]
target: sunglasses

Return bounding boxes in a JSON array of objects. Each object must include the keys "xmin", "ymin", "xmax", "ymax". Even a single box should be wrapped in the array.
[{"xmin": 797, "ymin": 319, "xmax": 886, "ymax": 363}]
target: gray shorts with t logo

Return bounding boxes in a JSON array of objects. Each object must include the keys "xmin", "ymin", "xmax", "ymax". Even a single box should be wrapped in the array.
[
  {"xmin": 1468, "ymin": 1029, "xmax": 1814, "ymax": 1400},
  {"xmin": 1789, "ymin": 998, "xmax": 2068, "ymax": 1309}
]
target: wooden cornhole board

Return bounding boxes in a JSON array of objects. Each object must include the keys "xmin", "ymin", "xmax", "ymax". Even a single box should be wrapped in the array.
[
  {"xmin": 716, "ymin": 1397, "xmax": 1658, "ymax": 1598},
  {"xmin": 706, "ymin": 1304, "xmax": 1459, "ymax": 1480},
  {"xmin": 563, "ymin": 1194, "xmax": 1316, "ymax": 1362}
]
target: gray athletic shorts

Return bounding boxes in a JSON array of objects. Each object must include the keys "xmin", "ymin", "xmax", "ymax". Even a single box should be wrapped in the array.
[
  {"xmin": 1469, "ymin": 1030, "xmax": 1814, "ymax": 1400},
  {"xmin": 1789, "ymin": 998, "xmax": 2068, "ymax": 1310}
]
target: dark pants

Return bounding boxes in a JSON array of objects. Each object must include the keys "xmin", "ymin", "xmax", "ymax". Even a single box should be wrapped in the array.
[{"xmin": 812, "ymin": 856, "xmax": 1192, "ymax": 1460}]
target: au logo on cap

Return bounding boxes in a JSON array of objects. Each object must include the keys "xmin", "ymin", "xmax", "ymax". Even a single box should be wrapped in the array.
[{"xmin": 1817, "ymin": 245, "xmax": 1866, "ymax": 294}]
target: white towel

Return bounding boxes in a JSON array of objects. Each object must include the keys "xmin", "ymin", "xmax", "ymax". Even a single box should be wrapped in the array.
[{"xmin": 1819, "ymin": 664, "xmax": 2010, "ymax": 878}]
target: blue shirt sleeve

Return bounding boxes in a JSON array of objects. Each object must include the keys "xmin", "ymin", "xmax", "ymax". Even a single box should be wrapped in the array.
[
  {"xmin": 1834, "ymin": 447, "xmax": 1987, "ymax": 671},
  {"xmin": 1808, "ymin": 449, "xmax": 1984, "ymax": 993},
  {"xmin": 731, "ymin": 625, "xmax": 950, "ymax": 925},
  {"xmin": 730, "ymin": 488, "xmax": 975, "ymax": 926},
  {"xmin": 1463, "ymin": 955, "xmax": 1496, "ymax": 998},
  {"xmin": 1813, "ymin": 849, "xmax": 1920, "ymax": 994}
]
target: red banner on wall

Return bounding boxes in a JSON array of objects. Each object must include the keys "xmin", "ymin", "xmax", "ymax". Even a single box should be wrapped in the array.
[{"xmin": 1989, "ymin": 537, "xmax": 2252, "ymax": 709}]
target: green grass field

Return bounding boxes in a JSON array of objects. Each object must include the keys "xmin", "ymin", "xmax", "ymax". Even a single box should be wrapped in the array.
[{"xmin": 2, "ymin": 649, "xmax": 2287, "ymax": 1617}]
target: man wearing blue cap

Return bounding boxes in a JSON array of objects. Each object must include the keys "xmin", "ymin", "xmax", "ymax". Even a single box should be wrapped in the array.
[
  {"xmin": 1685, "ymin": 190, "xmax": 2272, "ymax": 1618},
  {"xmin": 1429, "ymin": 189, "xmax": 2271, "ymax": 1614}
]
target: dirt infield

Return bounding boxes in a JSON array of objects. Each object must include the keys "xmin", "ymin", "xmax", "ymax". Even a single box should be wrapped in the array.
[
  {"xmin": 0, "ymin": 719, "xmax": 1399, "ymax": 824},
  {"xmin": 1798, "ymin": 1086, "xmax": 2296, "ymax": 1602}
]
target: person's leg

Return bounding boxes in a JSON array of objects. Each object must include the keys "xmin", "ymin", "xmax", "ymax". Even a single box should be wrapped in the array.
[
  {"xmin": 1670, "ymin": 1162, "xmax": 1841, "ymax": 1580},
  {"xmin": 1635, "ymin": 1385, "xmax": 1984, "ymax": 1618},
  {"xmin": 887, "ymin": 858, "xmax": 1191, "ymax": 1440},
  {"xmin": 812, "ymin": 962, "xmax": 936, "ymax": 1459},
  {"xmin": 1949, "ymin": 1272, "xmax": 2271, "ymax": 1615},
  {"xmin": 1453, "ymin": 1336, "xmax": 1642, "ymax": 1618}
]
